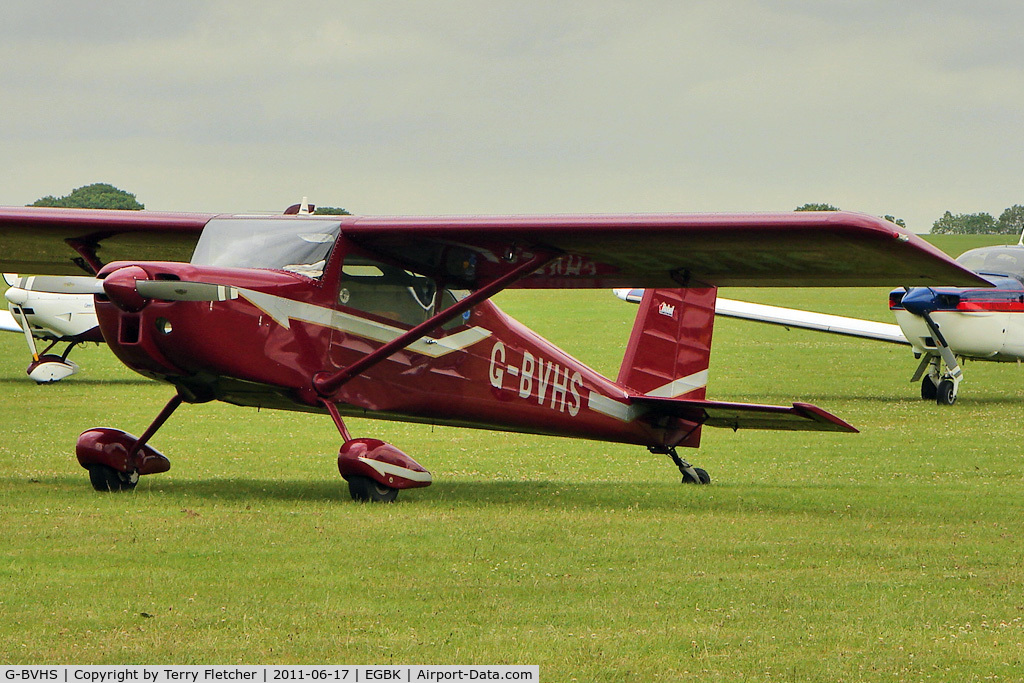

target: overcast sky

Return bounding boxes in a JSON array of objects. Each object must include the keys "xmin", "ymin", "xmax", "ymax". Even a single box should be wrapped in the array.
[{"xmin": 2, "ymin": 1, "xmax": 1022, "ymax": 232}]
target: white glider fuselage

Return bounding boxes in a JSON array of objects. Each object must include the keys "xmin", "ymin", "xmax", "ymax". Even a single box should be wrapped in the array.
[
  {"xmin": 4, "ymin": 285, "xmax": 99, "ymax": 340},
  {"xmin": 2, "ymin": 275, "xmax": 103, "ymax": 382}
]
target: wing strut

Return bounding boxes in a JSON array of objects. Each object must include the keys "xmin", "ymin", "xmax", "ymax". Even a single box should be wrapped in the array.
[{"xmin": 312, "ymin": 250, "xmax": 559, "ymax": 398}]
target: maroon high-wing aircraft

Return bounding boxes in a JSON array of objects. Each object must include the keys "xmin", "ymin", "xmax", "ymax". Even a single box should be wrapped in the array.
[{"xmin": 0, "ymin": 205, "xmax": 985, "ymax": 501}]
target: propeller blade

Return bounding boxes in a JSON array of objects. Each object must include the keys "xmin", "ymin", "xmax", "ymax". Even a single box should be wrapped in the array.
[
  {"xmin": 5, "ymin": 275, "xmax": 104, "ymax": 295},
  {"xmin": 12, "ymin": 305, "xmax": 40, "ymax": 361},
  {"xmin": 134, "ymin": 280, "xmax": 239, "ymax": 302}
]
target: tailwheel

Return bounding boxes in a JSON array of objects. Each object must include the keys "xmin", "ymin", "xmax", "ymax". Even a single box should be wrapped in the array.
[
  {"xmin": 88, "ymin": 465, "xmax": 139, "ymax": 492},
  {"xmin": 936, "ymin": 379, "xmax": 957, "ymax": 406},
  {"xmin": 653, "ymin": 445, "xmax": 711, "ymax": 485},
  {"xmin": 682, "ymin": 467, "xmax": 711, "ymax": 485},
  {"xmin": 347, "ymin": 475, "xmax": 399, "ymax": 503}
]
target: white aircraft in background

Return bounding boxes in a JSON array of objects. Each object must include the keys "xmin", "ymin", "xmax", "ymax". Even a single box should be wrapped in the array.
[
  {"xmin": 616, "ymin": 237, "xmax": 1024, "ymax": 407},
  {"xmin": 2, "ymin": 274, "xmax": 102, "ymax": 382}
]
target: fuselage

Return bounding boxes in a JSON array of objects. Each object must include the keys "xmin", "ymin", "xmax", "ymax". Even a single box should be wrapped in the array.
[
  {"xmin": 4, "ymin": 285, "xmax": 102, "ymax": 341},
  {"xmin": 92, "ymin": 217, "xmax": 697, "ymax": 451}
]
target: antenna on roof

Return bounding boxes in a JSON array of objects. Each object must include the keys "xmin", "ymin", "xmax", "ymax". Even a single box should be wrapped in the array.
[{"xmin": 283, "ymin": 198, "xmax": 316, "ymax": 215}]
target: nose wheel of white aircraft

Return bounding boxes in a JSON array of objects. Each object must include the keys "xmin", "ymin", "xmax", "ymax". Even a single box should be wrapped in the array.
[
  {"xmin": 936, "ymin": 379, "xmax": 957, "ymax": 406},
  {"xmin": 911, "ymin": 318, "xmax": 963, "ymax": 406},
  {"xmin": 921, "ymin": 375, "xmax": 957, "ymax": 405},
  {"xmin": 920, "ymin": 376, "xmax": 938, "ymax": 400}
]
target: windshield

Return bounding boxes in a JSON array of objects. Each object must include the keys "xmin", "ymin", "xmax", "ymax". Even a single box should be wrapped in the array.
[
  {"xmin": 191, "ymin": 217, "xmax": 342, "ymax": 277},
  {"xmin": 956, "ymin": 245, "xmax": 1024, "ymax": 281}
]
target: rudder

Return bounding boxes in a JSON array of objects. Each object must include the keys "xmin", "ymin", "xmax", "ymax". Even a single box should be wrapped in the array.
[{"xmin": 617, "ymin": 287, "xmax": 718, "ymax": 398}]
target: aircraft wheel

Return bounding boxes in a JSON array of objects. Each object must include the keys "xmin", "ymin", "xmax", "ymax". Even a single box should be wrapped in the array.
[
  {"xmin": 936, "ymin": 379, "xmax": 957, "ymax": 406},
  {"xmin": 88, "ymin": 465, "xmax": 139, "ymax": 492},
  {"xmin": 347, "ymin": 475, "xmax": 399, "ymax": 503},
  {"xmin": 681, "ymin": 467, "xmax": 711, "ymax": 485},
  {"xmin": 921, "ymin": 377, "xmax": 938, "ymax": 400}
]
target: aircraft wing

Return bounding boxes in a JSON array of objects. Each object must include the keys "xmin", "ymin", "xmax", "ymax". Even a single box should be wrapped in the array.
[
  {"xmin": 0, "ymin": 207, "xmax": 984, "ymax": 289},
  {"xmin": 0, "ymin": 310, "xmax": 22, "ymax": 333},
  {"xmin": 0, "ymin": 206, "xmax": 214, "ymax": 275},
  {"xmin": 617, "ymin": 289, "xmax": 909, "ymax": 345},
  {"xmin": 341, "ymin": 211, "xmax": 987, "ymax": 289},
  {"xmin": 631, "ymin": 396, "xmax": 857, "ymax": 432},
  {"xmin": 714, "ymin": 297, "xmax": 910, "ymax": 345}
]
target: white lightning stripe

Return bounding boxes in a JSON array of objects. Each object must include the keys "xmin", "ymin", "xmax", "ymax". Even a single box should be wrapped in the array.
[
  {"xmin": 587, "ymin": 370, "xmax": 710, "ymax": 422},
  {"xmin": 358, "ymin": 457, "xmax": 433, "ymax": 483},
  {"xmin": 236, "ymin": 288, "xmax": 490, "ymax": 358},
  {"xmin": 588, "ymin": 393, "xmax": 644, "ymax": 422},
  {"xmin": 644, "ymin": 370, "xmax": 709, "ymax": 398}
]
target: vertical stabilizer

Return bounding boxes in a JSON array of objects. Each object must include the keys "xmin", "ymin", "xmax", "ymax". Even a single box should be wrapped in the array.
[{"xmin": 617, "ymin": 287, "xmax": 717, "ymax": 398}]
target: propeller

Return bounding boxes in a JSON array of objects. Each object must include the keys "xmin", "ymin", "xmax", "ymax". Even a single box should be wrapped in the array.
[
  {"xmin": 134, "ymin": 280, "xmax": 239, "ymax": 302},
  {"xmin": 3, "ymin": 274, "xmax": 104, "ymax": 295},
  {"xmin": 4, "ymin": 269, "xmax": 239, "ymax": 313}
]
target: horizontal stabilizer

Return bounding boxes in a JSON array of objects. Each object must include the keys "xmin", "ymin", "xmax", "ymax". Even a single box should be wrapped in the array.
[{"xmin": 632, "ymin": 396, "xmax": 857, "ymax": 433}]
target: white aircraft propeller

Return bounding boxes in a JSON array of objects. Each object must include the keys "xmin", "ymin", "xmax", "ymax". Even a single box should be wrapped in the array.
[
  {"xmin": 4, "ymin": 272, "xmax": 237, "ymax": 304},
  {"xmin": 5, "ymin": 274, "xmax": 104, "ymax": 295}
]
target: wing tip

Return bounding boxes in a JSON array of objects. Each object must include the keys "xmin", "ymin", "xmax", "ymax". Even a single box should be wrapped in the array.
[{"xmin": 792, "ymin": 402, "xmax": 859, "ymax": 433}]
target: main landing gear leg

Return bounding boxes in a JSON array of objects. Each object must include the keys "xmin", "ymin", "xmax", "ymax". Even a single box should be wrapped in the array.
[
  {"xmin": 651, "ymin": 446, "xmax": 711, "ymax": 485},
  {"xmin": 321, "ymin": 401, "xmax": 433, "ymax": 503},
  {"xmin": 76, "ymin": 394, "xmax": 181, "ymax": 492},
  {"xmin": 911, "ymin": 313, "xmax": 964, "ymax": 406}
]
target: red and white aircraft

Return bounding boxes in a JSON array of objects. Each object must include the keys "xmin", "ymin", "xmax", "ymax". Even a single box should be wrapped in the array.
[
  {"xmin": 0, "ymin": 205, "xmax": 983, "ymax": 500},
  {"xmin": 889, "ymin": 241, "xmax": 1024, "ymax": 404}
]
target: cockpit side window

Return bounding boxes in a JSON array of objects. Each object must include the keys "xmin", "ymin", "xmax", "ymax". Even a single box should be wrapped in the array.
[
  {"xmin": 338, "ymin": 254, "xmax": 466, "ymax": 329},
  {"xmin": 191, "ymin": 217, "xmax": 342, "ymax": 279}
]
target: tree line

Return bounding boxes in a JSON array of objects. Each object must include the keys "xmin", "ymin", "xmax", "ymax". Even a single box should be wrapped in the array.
[
  {"xmin": 29, "ymin": 183, "xmax": 350, "ymax": 215},
  {"xmin": 30, "ymin": 185, "xmax": 1015, "ymax": 234},
  {"xmin": 795, "ymin": 202, "xmax": 1024, "ymax": 235},
  {"xmin": 928, "ymin": 206, "xmax": 1024, "ymax": 235}
]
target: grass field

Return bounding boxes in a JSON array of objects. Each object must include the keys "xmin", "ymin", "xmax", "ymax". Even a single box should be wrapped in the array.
[{"xmin": 2, "ymin": 236, "xmax": 1023, "ymax": 680}]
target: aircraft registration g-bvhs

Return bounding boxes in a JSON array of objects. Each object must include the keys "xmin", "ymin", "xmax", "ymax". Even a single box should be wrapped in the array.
[{"xmin": 0, "ymin": 204, "xmax": 985, "ymax": 501}]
